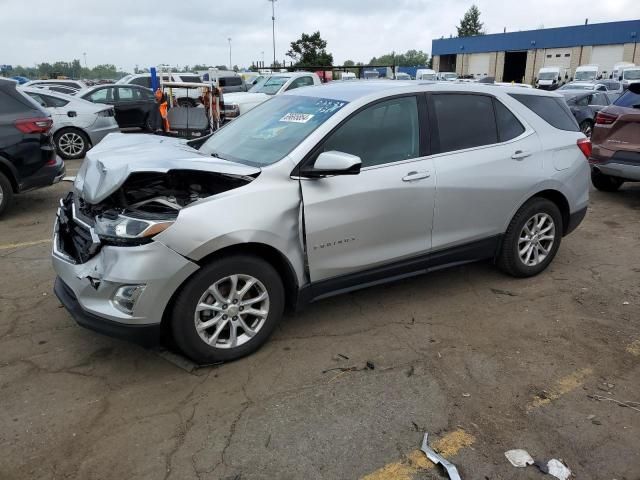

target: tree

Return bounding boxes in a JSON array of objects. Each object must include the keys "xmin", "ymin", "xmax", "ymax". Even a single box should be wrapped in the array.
[
  {"xmin": 286, "ymin": 31, "xmax": 333, "ymax": 67},
  {"xmin": 456, "ymin": 5, "xmax": 484, "ymax": 37},
  {"xmin": 369, "ymin": 50, "xmax": 429, "ymax": 67},
  {"xmin": 343, "ymin": 60, "xmax": 355, "ymax": 67}
]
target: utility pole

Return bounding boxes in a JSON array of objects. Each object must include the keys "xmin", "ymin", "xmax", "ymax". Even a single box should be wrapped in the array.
[
  {"xmin": 228, "ymin": 37, "xmax": 232, "ymax": 70},
  {"xmin": 83, "ymin": 52, "xmax": 87, "ymax": 69},
  {"xmin": 268, "ymin": 0, "xmax": 277, "ymax": 68}
]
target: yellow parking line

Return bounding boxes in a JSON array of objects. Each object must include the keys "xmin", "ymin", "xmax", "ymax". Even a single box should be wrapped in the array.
[
  {"xmin": 527, "ymin": 367, "xmax": 593, "ymax": 411},
  {"xmin": 0, "ymin": 239, "xmax": 51, "ymax": 251},
  {"xmin": 626, "ymin": 339, "xmax": 640, "ymax": 356},
  {"xmin": 360, "ymin": 429, "xmax": 475, "ymax": 480}
]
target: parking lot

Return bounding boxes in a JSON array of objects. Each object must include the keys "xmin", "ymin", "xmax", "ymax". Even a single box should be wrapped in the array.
[{"xmin": 0, "ymin": 157, "xmax": 638, "ymax": 479}]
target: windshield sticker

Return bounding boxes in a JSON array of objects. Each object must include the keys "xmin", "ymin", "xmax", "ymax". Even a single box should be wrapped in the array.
[
  {"xmin": 315, "ymin": 99, "xmax": 347, "ymax": 114},
  {"xmin": 280, "ymin": 112, "xmax": 315, "ymax": 123}
]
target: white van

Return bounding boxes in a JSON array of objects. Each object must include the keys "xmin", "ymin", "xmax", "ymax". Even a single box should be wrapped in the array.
[
  {"xmin": 536, "ymin": 67, "xmax": 569, "ymax": 90},
  {"xmin": 574, "ymin": 65, "xmax": 600, "ymax": 82},
  {"xmin": 438, "ymin": 72, "xmax": 458, "ymax": 81},
  {"xmin": 612, "ymin": 62, "xmax": 635, "ymax": 80},
  {"xmin": 340, "ymin": 72, "xmax": 357, "ymax": 81},
  {"xmin": 415, "ymin": 69, "xmax": 437, "ymax": 81},
  {"xmin": 621, "ymin": 66, "xmax": 640, "ymax": 88}
]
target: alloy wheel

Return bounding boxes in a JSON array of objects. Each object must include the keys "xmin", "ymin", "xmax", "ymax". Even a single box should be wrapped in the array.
[
  {"xmin": 58, "ymin": 132, "xmax": 85, "ymax": 157},
  {"xmin": 518, "ymin": 213, "xmax": 556, "ymax": 267},
  {"xmin": 193, "ymin": 274, "xmax": 270, "ymax": 349}
]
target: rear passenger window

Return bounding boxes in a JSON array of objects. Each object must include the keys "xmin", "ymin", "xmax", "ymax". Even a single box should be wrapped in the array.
[
  {"xmin": 493, "ymin": 100, "xmax": 525, "ymax": 142},
  {"xmin": 0, "ymin": 91, "xmax": 30, "ymax": 114},
  {"xmin": 509, "ymin": 94, "xmax": 579, "ymax": 132},
  {"xmin": 433, "ymin": 94, "xmax": 497, "ymax": 153},
  {"xmin": 131, "ymin": 77, "xmax": 151, "ymax": 88},
  {"xmin": 322, "ymin": 96, "xmax": 420, "ymax": 168}
]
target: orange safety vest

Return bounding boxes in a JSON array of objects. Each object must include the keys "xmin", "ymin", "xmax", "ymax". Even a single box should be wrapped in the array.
[{"xmin": 159, "ymin": 101, "xmax": 169, "ymax": 131}]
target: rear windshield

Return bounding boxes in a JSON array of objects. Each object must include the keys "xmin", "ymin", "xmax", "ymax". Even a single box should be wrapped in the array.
[
  {"xmin": 177, "ymin": 75, "xmax": 202, "ymax": 83},
  {"xmin": 219, "ymin": 77, "xmax": 242, "ymax": 87},
  {"xmin": 509, "ymin": 94, "xmax": 579, "ymax": 132},
  {"xmin": 614, "ymin": 90, "xmax": 640, "ymax": 108}
]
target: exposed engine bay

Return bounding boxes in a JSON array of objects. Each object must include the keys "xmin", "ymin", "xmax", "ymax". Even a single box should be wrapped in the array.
[{"xmin": 79, "ymin": 169, "xmax": 254, "ymax": 220}]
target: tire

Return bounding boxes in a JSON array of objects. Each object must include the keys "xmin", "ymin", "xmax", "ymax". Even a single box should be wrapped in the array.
[
  {"xmin": 0, "ymin": 171, "xmax": 14, "ymax": 217},
  {"xmin": 591, "ymin": 170, "xmax": 623, "ymax": 192},
  {"xmin": 54, "ymin": 128, "xmax": 90, "ymax": 160},
  {"xmin": 579, "ymin": 120, "xmax": 593, "ymax": 138},
  {"xmin": 171, "ymin": 255, "xmax": 285, "ymax": 363},
  {"xmin": 497, "ymin": 198, "xmax": 563, "ymax": 278}
]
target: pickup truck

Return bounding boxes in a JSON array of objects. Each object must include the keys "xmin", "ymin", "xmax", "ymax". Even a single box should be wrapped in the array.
[{"xmin": 222, "ymin": 71, "xmax": 321, "ymax": 120}]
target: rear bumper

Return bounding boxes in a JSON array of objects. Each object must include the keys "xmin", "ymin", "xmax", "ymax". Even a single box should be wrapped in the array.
[
  {"xmin": 590, "ymin": 148, "xmax": 640, "ymax": 181},
  {"xmin": 19, "ymin": 156, "xmax": 65, "ymax": 192},
  {"xmin": 566, "ymin": 206, "xmax": 587, "ymax": 236},
  {"xmin": 54, "ymin": 277, "xmax": 161, "ymax": 346}
]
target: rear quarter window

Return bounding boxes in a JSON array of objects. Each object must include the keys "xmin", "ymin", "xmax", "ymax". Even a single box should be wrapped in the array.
[
  {"xmin": 0, "ymin": 90, "xmax": 32, "ymax": 114},
  {"xmin": 614, "ymin": 90, "xmax": 640, "ymax": 108},
  {"xmin": 509, "ymin": 94, "xmax": 579, "ymax": 132}
]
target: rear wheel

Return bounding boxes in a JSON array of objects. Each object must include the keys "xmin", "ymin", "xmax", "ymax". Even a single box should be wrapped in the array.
[
  {"xmin": 0, "ymin": 171, "xmax": 14, "ymax": 217},
  {"xmin": 579, "ymin": 120, "xmax": 593, "ymax": 138},
  {"xmin": 497, "ymin": 198, "xmax": 562, "ymax": 278},
  {"xmin": 591, "ymin": 170, "xmax": 623, "ymax": 192},
  {"xmin": 171, "ymin": 255, "xmax": 284, "ymax": 363},
  {"xmin": 54, "ymin": 128, "xmax": 89, "ymax": 159}
]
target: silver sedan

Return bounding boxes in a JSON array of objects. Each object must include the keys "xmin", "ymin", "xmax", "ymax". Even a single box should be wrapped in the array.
[{"xmin": 21, "ymin": 87, "xmax": 120, "ymax": 159}]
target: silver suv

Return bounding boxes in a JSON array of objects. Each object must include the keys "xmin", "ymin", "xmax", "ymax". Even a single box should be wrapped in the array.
[{"xmin": 52, "ymin": 81, "xmax": 590, "ymax": 362}]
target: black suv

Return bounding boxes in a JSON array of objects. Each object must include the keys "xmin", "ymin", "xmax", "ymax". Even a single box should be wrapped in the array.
[{"xmin": 0, "ymin": 78, "xmax": 65, "ymax": 216}]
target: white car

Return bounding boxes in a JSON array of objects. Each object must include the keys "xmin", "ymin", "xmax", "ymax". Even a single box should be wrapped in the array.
[
  {"xmin": 117, "ymin": 72, "xmax": 202, "ymax": 106},
  {"xmin": 23, "ymin": 79, "xmax": 88, "ymax": 91},
  {"xmin": 222, "ymin": 72, "xmax": 321, "ymax": 120},
  {"xmin": 22, "ymin": 87, "xmax": 119, "ymax": 159},
  {"xmin": 416, "ymin": 69, "xmax": 437, "ymax": 80}
]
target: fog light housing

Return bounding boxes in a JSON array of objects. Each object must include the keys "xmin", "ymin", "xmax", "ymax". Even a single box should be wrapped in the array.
[{"xmin": 112, "ymin": 285, "xmax": 146, "ymax": 314}]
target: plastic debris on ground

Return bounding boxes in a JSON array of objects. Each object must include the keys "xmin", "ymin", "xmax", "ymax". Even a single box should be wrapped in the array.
[
  {"xmin": 420, "ymin": 433, "xmax": 462, "ymax": 480},
  {"xmin": 504, "ymin": 449, "xmax": 534, "ymax": 467}
]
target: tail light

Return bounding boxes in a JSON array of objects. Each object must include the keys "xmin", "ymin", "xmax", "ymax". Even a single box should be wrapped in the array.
[
  {"xmin": 595, "ymin": 111, "xmax": 618, "ymax": 125},
  {"xmin": 577, "ymin": 138, "xmax": 592, "ymax": 159},
  {"xmin": 98, "ymin": 108, "xmax": 115, "ymax": 117},
  {"xmin": 14, "ymin": 117, "xmax": 52, "ymax": 134}
]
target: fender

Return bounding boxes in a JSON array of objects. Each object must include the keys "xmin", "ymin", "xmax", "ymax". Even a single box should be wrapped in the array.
[{"xmin": 0, "ymin": 155, "xmax": 20, "ymax": 190}]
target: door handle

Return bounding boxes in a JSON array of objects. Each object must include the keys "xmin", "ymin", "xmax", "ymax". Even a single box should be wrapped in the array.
[
  {"xmin": 402, "ymin": 171, "xmax": 430, "ymax": 182},
  {"xmin": 511, "ymin": 150, "xmax": 532, "ymax": 160}
]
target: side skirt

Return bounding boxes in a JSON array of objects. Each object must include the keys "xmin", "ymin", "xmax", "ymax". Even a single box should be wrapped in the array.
[{"xmin": 296, "ymin": 235, "xmax": 502, "ymax": 309}]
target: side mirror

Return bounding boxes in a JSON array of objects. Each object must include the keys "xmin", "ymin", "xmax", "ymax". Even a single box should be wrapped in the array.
[
  {"xmin": 67, "ymin": 111, "xmax": 77, "ymax": 117},
  {"xmin": 299, "ymin": 151, "xmax": 362, "ymax": 178},
  {"xmin": 619, "ymin": 76, "xmax": 623, "ymax": 81}
]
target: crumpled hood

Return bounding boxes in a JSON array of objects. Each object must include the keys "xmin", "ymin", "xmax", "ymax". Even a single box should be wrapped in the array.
[
  {"xmin": 74, "ymin": 133, "xmax": 260, "ymax": 204},
  {"xmin": 224, "ymin": 92, "xmax": 270, "ymax": 106}
]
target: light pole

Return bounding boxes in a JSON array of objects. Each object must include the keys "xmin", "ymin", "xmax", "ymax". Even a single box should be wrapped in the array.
[
  {"xmin": 261, "ymin": 51, "xmax": 265, "ymax": 68},
  {"xmin": 83, "ymin": 52, "xmax": 87, "ymax": 69},
  {"xmin": 268, "ymin": 0, "xmax": 277, "ymax": 67},
  {"xmin": 228, "ymin": 37, "xmax": 232, "ymax": 70}
]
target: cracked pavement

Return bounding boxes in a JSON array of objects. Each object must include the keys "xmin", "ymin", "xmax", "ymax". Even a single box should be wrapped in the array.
[{"xmin": 1, "ymin": 159, "xmax": 639, "ymax": 479}]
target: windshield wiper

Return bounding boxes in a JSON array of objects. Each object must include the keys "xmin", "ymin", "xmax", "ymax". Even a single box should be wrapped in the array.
[{"xmin": 210, "ymin": 151, "xmax": 228, "ymax": 160}]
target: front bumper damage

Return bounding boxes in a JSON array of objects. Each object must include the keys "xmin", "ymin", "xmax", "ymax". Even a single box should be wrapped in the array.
[{"xmin": 52, "ymin": 198, "xmax": 199, "ymax": 345}]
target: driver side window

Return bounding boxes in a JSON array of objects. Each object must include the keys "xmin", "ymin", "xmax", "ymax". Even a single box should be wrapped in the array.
[{"xmin": 320, "ymin": 96, "xmax": 420, "ymax": 168}]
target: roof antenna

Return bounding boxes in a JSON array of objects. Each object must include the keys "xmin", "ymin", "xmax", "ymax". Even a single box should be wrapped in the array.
[{"xmin": 585, "ymin": 18, "xmax": 589, "ymax": 25}]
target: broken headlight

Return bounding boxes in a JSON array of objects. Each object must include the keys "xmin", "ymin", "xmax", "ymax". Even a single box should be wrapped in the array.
[{"xmin": 94, "ymin": 214, "xmax": 174, "ymax": 243}]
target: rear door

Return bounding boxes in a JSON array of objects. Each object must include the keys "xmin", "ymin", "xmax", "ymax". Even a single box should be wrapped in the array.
[
  {"xmin": 301, "ymin": 95, "xmax": 436, "ymax": 284},
  {"xmin": 428, "ymin": 92, "xmax": 543, "ymax": 251},
  {"xmin": 115, "ymin": 87, "xmax": 147, "ymax": 127}
]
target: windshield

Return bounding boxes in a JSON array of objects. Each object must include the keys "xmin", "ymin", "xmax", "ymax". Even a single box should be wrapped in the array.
[
  {"xmin": 538, "ymin": 72, "xmax": 557, "ymax": 80},
  {"xmin": 199, "ymin": 95, "xmax": 348, "ymax": 166},
  {"xmin": 248, "ymin": 76, "xmax": 289, "ymax": 95},
  {"xmin": 623, "ymin": 69, "xmax": 640, "ymax": 80},
  {"xmin": 418, "ymin": 74, "xmax": 436, "ymax": 80},
  {"xmin": 575, "ymin": 70, "xmax": 597, "ymax": 81}
]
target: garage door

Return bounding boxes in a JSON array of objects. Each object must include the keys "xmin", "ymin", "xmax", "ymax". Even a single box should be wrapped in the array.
[
  {"xmin": 467, "ymin": 53, "xmax": 491, "ymax": 78},
  {"xmin": 590, "ymin": 45, "xmax": 624, "ymax": 75},
  {"xmin": 543, "ymin": 48, "xmax": 572, "ymax": 69}
]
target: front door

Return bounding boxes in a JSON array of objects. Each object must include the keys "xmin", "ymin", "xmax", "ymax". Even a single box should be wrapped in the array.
[
  {"xmin": 301, "ymin": 95, "xmax": 435, "ymax": 283},
  {"xmin": 115, "ymin": 87, "xmax": 145, "ymax": 127}
]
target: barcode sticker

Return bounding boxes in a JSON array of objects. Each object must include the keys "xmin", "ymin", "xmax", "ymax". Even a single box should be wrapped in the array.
[{"xmin": 280, "ymin": 113, "xmax": 315, "ymax": 123}]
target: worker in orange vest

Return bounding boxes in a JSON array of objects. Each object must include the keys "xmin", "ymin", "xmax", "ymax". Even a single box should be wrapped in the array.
[{"xmin": 154, "ymin": 89, "xmax": 170, "ymax": 133}]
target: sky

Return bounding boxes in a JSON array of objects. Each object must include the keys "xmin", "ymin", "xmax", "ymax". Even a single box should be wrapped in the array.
[{"xmin": 0, "ymin": 0, "xmax": 636, "ymax": 72}]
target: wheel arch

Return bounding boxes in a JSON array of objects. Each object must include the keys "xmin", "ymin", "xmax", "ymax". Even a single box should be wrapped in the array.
[
  {"xmin": 160, "ymin": 242, "xmax": 301, "ymax": 335},
  {"xmin": 0, "ymin": 156, "xmax": 19, "ymax": 192},
  {"xmin": 523, "ymin": 189, "xmax": 571, "ymax": 236}
]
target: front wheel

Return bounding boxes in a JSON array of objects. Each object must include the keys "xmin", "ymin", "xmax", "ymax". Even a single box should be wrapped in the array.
[
  {"xmin": 171, "ymin": 255, "xmax": 284, "ymax": 363},
  {"xmin": 591, "ymin": 170, "xmax": 623, "ymax": 192},
  {"xmin": 497, "ymin": 198, "xmax": 562, "ymax": 278}
]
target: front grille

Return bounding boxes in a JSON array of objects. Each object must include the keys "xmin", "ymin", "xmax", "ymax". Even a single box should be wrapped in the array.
[{"xmin": 56, "ymin": 192, "xmax": 101, "ymax": 264}]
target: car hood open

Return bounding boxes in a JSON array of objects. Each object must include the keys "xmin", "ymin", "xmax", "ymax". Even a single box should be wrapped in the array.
[{"xmin": 74, "ymin": 133, "xmax": 260, "ymax": 204}]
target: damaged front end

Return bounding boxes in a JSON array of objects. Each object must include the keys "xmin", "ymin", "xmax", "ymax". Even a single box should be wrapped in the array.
[{"xmin": 54, "ymin": 133, "xmax": 260, "ymax": 264}]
